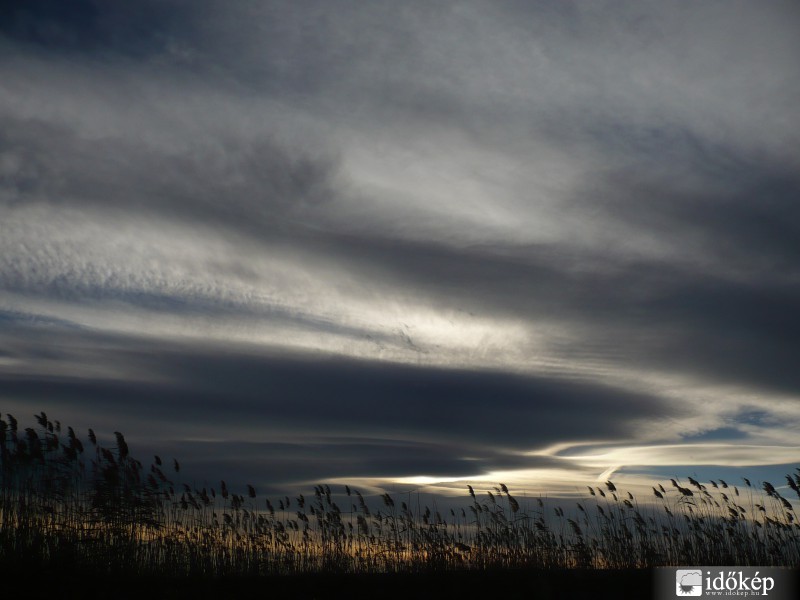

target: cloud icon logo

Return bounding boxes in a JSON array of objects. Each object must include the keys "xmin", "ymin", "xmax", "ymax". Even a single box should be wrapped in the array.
[{"xmin": 676, "ymin": 570, "xmax": 703, "ymax": 596}]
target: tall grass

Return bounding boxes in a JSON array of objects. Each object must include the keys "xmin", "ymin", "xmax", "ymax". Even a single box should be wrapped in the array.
[{"xmin": 1, "ymin": 412, "xmax": 798, "ymax": 576}]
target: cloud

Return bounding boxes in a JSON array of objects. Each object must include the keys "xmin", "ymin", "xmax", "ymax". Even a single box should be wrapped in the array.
[
  {"xmin": 561, "ymin": 443, "xmax": 800, "ymax": 470},
  {"xmin": 0, "ymin": 115, "xmax": 338, "ymax": 232},
  {"xmin": 1, "ymin": 1, "xmax": 799, "ymax": 497},
  {"xmin": 0, "ymin": 0, "xmax": 198, "ymax": 61},
  {"xmin": 0, "ymin": 323, "xmax": 680, "ymax": 489}
]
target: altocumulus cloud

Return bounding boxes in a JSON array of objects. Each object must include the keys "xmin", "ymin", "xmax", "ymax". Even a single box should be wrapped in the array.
[{"xmin": 1, "ymin": 0, "xmax": 799, "ymax": 497}]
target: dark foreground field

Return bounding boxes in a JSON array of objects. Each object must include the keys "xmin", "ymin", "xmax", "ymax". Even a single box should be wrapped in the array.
[
  {"xmin": 6, "ymin": 568, "xmax": 654, "ymax": 600},
  {"xmin": 5, "ymin": 564, "xmax": 800, "ymax": 599}
]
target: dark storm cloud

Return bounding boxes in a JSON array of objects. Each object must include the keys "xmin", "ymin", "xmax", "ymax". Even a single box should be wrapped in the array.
[
  {"xmin": 2, "ymin": 0, "xmax": 799, "ymax": 491},
  {"xmin": 300, "ymin": 204, "xmax": 800, "ymax": 397},
  {"xmin": 622, "ymin": 278, "xmax": 800, "ymax": 395},
  {"xmin": 0, "ymin": 326, "xmax": 675, "ymax": 448},
  {"xmin": 0, "ymin": 116, "xmax": 337, "ymax": 231},
  {"xmin": 0, "ymin": 0, "xmax": 430, "ymax": 95},
  {"xmin": 3, "ymin": 126, "xmax": 798, "ymax": 397},
  {"xmin": 0, "ymin": 0, "xmax": 192, "ymax": 60},
  {"xmin": 559, "ymin": 114, "xmax": 800, "ymax": 271},
  {"xmin": 2, "ymin": 111, "xmax": 797, "ymax": 414},
  {"xmin": 0, "ymin": 324, "xmax": 678, "ymax": 487}
]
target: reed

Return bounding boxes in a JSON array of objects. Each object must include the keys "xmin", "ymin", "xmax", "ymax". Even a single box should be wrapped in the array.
[{"xmin": 1, "ymin": 412, "xmax": 798, "ymax": 577}]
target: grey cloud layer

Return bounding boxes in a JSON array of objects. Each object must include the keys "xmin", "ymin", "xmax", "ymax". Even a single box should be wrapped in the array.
[
  {"xmin": 1, "ymin": 1, "xmax": 799, "ymax": 491},
  {"xmin": 0, "ymin": 324, "xmax": 676, "ymax": 489}
]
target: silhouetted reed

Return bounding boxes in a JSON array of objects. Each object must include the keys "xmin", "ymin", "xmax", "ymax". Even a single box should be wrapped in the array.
[{"xmin": 1, "ymin": 412, "xmax": 798, "ymax": 576}]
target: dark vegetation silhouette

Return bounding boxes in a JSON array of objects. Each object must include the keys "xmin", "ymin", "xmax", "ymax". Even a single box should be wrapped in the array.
[{"xmin": 1, "ymin": 411, "xmax": 799, "ymax": 580}]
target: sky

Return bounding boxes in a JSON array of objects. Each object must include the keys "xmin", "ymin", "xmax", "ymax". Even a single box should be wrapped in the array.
[{"xmin": 1, "ymin": 0, "xmax": 799, "ymax": 500}]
